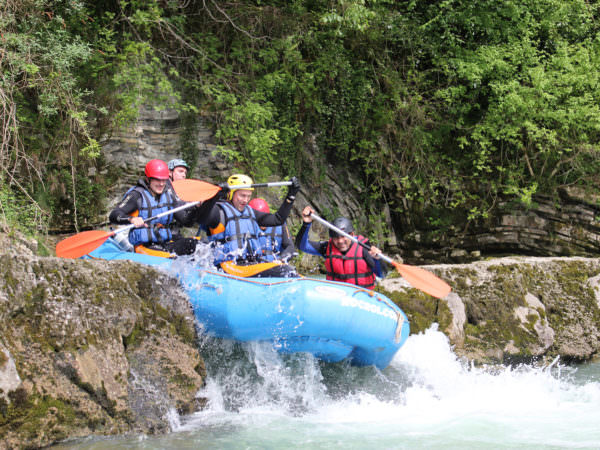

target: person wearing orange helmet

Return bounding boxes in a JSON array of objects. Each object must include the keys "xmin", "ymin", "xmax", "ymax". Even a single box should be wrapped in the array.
[
  {"xmin": 196, "ymin": 174, "xmax": 301, "ymax": 276},
  {"xmin": 109, "ymin": 159, "xmax": 199, "ymax": 256},
  {"xmin": 248, "ymin": 198, "xmax": 296, "ymax": 262}
]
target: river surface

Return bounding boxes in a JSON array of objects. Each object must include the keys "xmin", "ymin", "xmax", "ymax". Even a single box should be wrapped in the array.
[{"xmin": 55, "ymin": 325, "xmax": 600, "ymax": 449}]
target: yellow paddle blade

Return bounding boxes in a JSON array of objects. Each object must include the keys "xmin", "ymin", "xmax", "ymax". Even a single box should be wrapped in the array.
[
  {"xmin": 392, "ymin": 262, "xmax": 451, "ymax": 299},
  {"xmin": 172, "ymin": 179, "xmax": 222, "ymax": 202},
  {"xmin": 220, "ymin": 260, "xmax": 283, "ymax": 277}
]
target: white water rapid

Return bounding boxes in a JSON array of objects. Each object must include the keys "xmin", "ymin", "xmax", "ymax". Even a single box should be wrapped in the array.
[{"xmin": 56, "ymin": 325, "xmax": 600, "ymax": 449}]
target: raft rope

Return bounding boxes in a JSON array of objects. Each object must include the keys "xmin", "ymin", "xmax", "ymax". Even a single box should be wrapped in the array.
[
  {"xmin": 82, "ymin": 259, "xmax": 406, "ymax": 343},
  {"xmin": 205, "ymin": 270, "xmax": 406, "ymax": 343},
  {"xmin": 371, "ymin": 293, "xmax": 404, "ymax": 343}
]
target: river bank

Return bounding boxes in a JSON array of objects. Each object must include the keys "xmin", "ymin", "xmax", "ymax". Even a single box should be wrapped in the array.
[
  {"xmin": 380, "ymin": 256, "xmax": 600, "ymax": 364},
  {"xmin": 0, "ymin": 232, "xmax": 205, "ymax": 448},
  {"xmin": 1, "ymin": 231, "xmax": 600, "ymax": 447}
]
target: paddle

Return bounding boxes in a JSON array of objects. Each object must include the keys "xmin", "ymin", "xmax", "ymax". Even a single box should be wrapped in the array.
[
  {"xmin": 56, "ymin": 200, "xmax": 202, "ymax": 259},
  {"xmin": 309, "ymin": 213, "xmax": 452, "ymax": 299},
  {"xmin": 172, "ymin": 179, "xmax": 292, "ymax": 202}
]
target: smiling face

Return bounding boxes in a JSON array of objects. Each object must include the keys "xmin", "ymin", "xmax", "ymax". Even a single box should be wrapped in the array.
[
  {"xmin": 331, "ymin": 235, "xmax": 352, "ymax": 252},
  {"xmin": 231, "ymin": 189, "xmax": 253, "ymax": 212},
  {"xmin": 170, "ymin": 166, "xmax": 188, "ymax": 181},
  {"xmin": 148, "ymin": 177, "xmax": 167, "ymax": 196}
]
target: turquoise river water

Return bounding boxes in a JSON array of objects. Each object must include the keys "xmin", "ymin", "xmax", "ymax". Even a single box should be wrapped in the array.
[{"xmin": 55, "ymin": 324, "xmax": 600, "ymax": 449}]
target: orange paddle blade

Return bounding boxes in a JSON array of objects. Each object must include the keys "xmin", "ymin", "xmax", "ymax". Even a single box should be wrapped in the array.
[
  {"xmin": 392, "ymin": 262, "xmax": 452, "ymax": 299},
  {"xmin": 55, "ymin": 230, "xmax": 114, "ymax": 259},
  {"xmin": 172, "ymin": 179, "xmax": 221, "ymax": 202}
]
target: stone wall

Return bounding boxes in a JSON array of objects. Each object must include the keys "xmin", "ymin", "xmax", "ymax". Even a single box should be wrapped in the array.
[
  {"xmin": 401, "ymin": 189, "xmax": 600, "ymax": 264},
  {"xmin": 101, "ymin": 106, "xmax": 228, "ymax": 210}
]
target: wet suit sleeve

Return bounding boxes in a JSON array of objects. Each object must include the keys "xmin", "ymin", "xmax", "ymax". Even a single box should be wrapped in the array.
[
  {"xmin": 109, "ymin": 191, "xmax": 141, "ymax": 225},
  {"xmin": 363, "ymin": 250, "xmax": 387, "ymax": 278},
  {"xmin": 172, "ymin": 199, "xmax": 198, "ymax": 226},
  {"xmin": 255, "ymin": 197, "xmax": 294, "ymax": 227},
  {"xmin": 277, "ymin": 224, "xmax": 296, "ymax": 260},
  {"xmin": 295, "ymin": 223, "xmax": 327, "ymax": 257},
  {"xmin": 193, "ymin": 192, "xmax": 225, "ymax": 229}
]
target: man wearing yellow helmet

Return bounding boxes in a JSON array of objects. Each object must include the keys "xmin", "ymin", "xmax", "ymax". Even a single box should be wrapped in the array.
[{"xmin": 196, "ymin": 173, "xmax": 301, "ymax": 277}]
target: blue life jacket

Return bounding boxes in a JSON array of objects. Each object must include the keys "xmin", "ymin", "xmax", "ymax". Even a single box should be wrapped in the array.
[
  {"xmin": 206, "ymin": 201, "xmax": 263, "ymax": 264},
  {"xmin": 125, "ymin": 184, "xmax": 177, "ymax": 246},
  {"xmin": 258, "ymin": 225, "xmax": 284, "ymax": 262}
]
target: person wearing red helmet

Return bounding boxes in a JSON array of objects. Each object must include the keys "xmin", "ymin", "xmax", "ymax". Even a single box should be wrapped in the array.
[
  {"xmin": 109, "ymin": 159, "xmax": 199, "ymax": 256},
  {"xmin": 248, "ymin": 198, "xmax": 296, "ymax": 262}
]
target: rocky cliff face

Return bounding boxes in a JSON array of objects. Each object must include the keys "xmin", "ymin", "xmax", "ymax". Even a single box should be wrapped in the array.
[
  {"xmin": 398, "ymin": 189, "xmax": 600, "ymax": 264},
  {"xmin": 100, "ymin": 107, "xmax": 600, "ymax": 263},
  {"xmin": 100, "ymin": 106, "xmax": 229, "ymax": 211},
  {"xmin": 380, "ymin": 256, "xmax": 600, "ymax": 364},
  {"xmin": 99, "ymin": 107, "xmax": 398, "ymax": 247},
  {"xmin": 0, "ymin": 233, "xmax": 205, "ymax": 448}
]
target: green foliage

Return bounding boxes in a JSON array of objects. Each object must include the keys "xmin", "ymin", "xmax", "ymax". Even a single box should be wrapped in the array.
[
  {"xmin": 214, "ymin": 95, "xmax": 282, "ymax": 180},
  {"xmin": 1, "ymin": 0, "xmax": 114, "ymax": 233},
  {"xmin": 5, "ymin": 0, "xmax": 600, "ymax": 242},
  {"xmin": 0, "ymin": 178, "xmax": 49, "ymax": 234},
  {"xmin": 111, "ymin": 40, "xmax": 180, "ymax": 127},
  {"xmin": 412, "ymin": 0, "xmax": 600, "ymax": 220}
]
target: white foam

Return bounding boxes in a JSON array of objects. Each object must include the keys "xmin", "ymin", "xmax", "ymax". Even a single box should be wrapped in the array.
[{"xmin": 184, "ymin": 324, "xmax": 600, "ymax": 447}]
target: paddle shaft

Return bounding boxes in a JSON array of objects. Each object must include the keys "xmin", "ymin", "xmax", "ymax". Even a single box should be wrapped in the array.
[
  {"xmin": 246, "ymin": 181, "xmax": 292, "ymax": 188},
  {"xmin": 112, "ymin": 200, "xmax": 200, "ymax": 235},
  {"xmin": 309, "ymin": 213, "xmax": 393, "ymax": 265}
]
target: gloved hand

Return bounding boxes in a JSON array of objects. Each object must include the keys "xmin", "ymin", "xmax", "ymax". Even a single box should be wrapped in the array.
[
  {"xmin": 287, "ymin": 176, "xmax": 301, "ymax": 198},
  {"xmin": 216, "ymin": 182, "xmax": 230, "ymax": 200},
  {"xmin": 218, "ymin": 182, "xmax": 230, "ymax": 194}
]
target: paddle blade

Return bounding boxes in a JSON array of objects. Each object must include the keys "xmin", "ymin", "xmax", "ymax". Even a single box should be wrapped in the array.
[
  {"xmin": 172, "ymin": 179, "xmax": 221, "ymax": 202},
  {"xmin": 55, "ymin": 230, "xmax": 114, "ymax": 259},
  {"xmin": 392, "ymin": 262, "xmax": 452, "ymax": 299}
]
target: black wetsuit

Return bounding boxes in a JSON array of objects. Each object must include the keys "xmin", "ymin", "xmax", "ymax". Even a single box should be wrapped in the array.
[{"xmin": 109, "ymin": 178, "xmax": 200, "ymax": 256}]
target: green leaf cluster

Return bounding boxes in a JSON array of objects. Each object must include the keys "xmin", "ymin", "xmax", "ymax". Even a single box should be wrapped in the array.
[{"xmin": 4, "ymin": 0, "xmax": 600, "ymax": 241}]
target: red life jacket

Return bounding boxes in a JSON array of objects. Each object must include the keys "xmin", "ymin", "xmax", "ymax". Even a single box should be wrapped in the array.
[{"xmin": 324, "ymin": 235, "xmax": 376, "ymax": 289}]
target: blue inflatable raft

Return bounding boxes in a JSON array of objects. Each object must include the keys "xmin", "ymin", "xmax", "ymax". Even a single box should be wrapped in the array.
[{"xmin": 86, "ymin": 239, "xmax": 410, "ymax": 369}]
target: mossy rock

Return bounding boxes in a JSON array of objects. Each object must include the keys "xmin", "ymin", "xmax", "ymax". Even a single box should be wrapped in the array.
[{"xmin": 382, "ymin": 257, "xmax": 600, "ymax": 364}]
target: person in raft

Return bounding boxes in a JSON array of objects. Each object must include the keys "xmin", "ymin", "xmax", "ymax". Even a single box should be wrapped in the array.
[
  {"xmin": 196, "ymin": 174, "xmax": 301, "ymax": 277},
  {"xmin": 109, "ymin": 159, "xmax": 201, "ymax": 257},
  {"xmin": 295, "ymin": 206, "xmax": 386, "ymax": 289},
  {"xmin": 165, "ymin": 158, "xmax": 190, "ymax": 238},
  {"xmin": 248, "ymin": 197, "xmax": 296, "ymax": 262},
  {"xmin": 167, "ymin": 158, "xmax": 189, "ymax": 182}
]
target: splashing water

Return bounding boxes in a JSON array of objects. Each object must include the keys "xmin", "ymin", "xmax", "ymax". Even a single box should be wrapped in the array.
[{"xmin": 55, "ymin": 326, "xmax": 600, "ymax": 449}]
